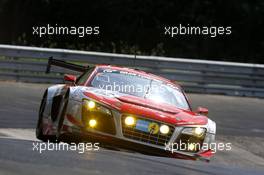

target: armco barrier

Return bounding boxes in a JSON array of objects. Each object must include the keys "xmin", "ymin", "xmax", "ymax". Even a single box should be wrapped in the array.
[{"xmin": 0, "ymin": 44, "xmax": 263, "ymax": 98}]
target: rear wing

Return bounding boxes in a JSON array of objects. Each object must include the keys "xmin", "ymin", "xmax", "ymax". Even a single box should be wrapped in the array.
[{"xmin": 45, "ymin": 57, "xmax": 89, "ymax": 73}]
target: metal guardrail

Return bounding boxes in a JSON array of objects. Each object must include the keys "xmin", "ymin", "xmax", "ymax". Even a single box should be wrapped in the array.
[{"xmin": 0, "ymin": 44, "xmax": 263, "ymax": 98}]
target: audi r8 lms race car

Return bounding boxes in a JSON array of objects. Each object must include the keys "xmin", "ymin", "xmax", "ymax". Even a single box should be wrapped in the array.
[{"xmin": 36, "ymin": 59, "xmax": 216, "ymax": 161}]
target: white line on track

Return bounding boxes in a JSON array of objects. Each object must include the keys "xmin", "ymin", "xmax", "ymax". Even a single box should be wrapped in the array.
[{"xmin": 0, "ymin": 128, "xmax": 38, "ymax": 141}]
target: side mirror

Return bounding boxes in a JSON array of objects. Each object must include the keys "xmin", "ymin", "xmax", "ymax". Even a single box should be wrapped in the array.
[
  {"xmin": 196, "ymin": 107, "xmax": 208, "ymax": 116},
  {"xmin": 64, "ymin": 74, "xmax": 76, "ymax": 85}
]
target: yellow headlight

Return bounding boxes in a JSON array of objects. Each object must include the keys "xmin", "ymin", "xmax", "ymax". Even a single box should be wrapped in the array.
[
  {"xmin": 124, "ymin": 116, "xmax": 135, "ymax": 126},
  {"xmin": 87, "ymin": 101, "xmax": 96, "ymax": 109},
  {"xmin": 194, "ymin": 127, "xmax": 204, "ymax": 136},
  {"xmin": 188, "ymin": 143, "xmax": 195, "ymax": 151},
  {"xmin": 89, "ymin": 119, "xmax": 97, "ymax": 127},
  {"xmin": 160, "ymin": 125, "xmax": 170, "ymax": 134}
]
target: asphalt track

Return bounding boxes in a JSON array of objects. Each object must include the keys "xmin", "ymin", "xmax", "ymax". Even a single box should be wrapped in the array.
[{"xmin": 0, "ymin": 81, "xmax": 264, "ymax": 175}]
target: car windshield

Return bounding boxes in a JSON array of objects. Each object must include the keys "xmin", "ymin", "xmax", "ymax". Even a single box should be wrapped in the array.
[{"xmin": 90, "ymin": 68, "xmax": 189, "ymax": 110}]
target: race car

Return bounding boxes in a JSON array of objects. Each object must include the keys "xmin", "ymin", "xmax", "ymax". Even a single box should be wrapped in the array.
[{"xmin": 36, "ymin": 58, "xmax": 216, "ymax": 161}]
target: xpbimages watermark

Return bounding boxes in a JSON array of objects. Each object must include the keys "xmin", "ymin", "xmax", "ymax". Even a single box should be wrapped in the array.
[
  {"xmin": 164, "ymin": 24, "xmax": 232, "ymax": 38},
  {"xmin": 32, "ymin": 141, "xmax": 100, "ymax": 153},
  {"xmin": 165, "ymin": 141, "xmax": 232, "ymax": 153},
  {"xmin": 32, "ymin": 24, "xmax": 100, "ymax": 37}
]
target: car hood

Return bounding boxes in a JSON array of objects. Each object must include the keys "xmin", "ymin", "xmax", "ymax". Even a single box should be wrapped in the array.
[
  {"xmin": 82, "ymin": 88, "xmax": 208, "ymax": 126},
  {"xmin": 116, "ymin": 95, "xmax": 180, "ymax": 114}
]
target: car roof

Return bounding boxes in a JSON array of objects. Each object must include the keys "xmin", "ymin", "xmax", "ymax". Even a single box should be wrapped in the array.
[{"xmin": 95, "ymin": 65, "xmax": 182, "ymax": 89}]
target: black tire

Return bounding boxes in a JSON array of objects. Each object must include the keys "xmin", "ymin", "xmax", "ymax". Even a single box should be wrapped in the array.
[{"xmin": 36, "ymin": 91, "xmax": 48, "ymax": 141}]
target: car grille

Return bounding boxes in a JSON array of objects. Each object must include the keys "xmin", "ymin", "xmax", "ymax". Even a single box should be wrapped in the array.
[{"xmin": 121, "ymin": 115, "xmax": 174, "ymax": 146}]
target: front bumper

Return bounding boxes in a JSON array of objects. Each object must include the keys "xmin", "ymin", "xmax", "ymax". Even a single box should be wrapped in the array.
[
  {"xmin": 66, "ymin": 129, "xmax": 214, "ymax": 161},
  {"xmin": 63, "ymin": 99, "xmax": 216, "ymax": 161},
  {"xmin": 63, "ymin": 119, "xmax": 215, "ymax": 161}
]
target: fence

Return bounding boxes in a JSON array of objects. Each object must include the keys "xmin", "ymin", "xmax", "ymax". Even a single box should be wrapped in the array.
[{"xmin": 0, "ymin": 44, "xmax": 263, "ymax": 98}]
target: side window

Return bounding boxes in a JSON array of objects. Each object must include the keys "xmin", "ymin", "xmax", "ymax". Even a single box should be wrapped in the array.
[{"xmin": 76, "ymin": 68, "xmax": 95, "ymax": 85}]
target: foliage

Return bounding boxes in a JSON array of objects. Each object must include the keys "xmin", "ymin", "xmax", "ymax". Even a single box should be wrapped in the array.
[{"xmin": 0, "ymin": 0, "xmax": 263, "ymax": 63}]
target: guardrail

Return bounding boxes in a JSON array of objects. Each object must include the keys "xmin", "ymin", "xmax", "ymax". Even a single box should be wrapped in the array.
[{"xmin": 0, "ymin": 44, "xmax": 263, "ymax": 98}]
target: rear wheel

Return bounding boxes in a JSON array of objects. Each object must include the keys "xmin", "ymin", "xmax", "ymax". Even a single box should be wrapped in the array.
[{"xmin": 36, "ymin": 91, "xmax": 48, "ymax": 141}]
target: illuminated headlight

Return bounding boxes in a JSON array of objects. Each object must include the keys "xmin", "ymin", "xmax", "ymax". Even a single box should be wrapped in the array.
[
  {"xmin": 83, "ymin": 100, "xmax": 96, "ymax": 110},
  {"xmin": 82, "ymin": 99, "xmax": 111, "ymax": 115},
  {"xmin": 81, "ymin": 99, "xmax": 116, "ymax": 134},
  {"xmin": 124, "ymin": 116, "xmax": 135, "ymax": 126},
  {"xmin": 89, "ymin": 119, "xmax": 97, "ymax": 127},
  {"xmin": 194, "ymin": 127, "xmax": 204, "ymax": 136},
  {"xmin": 87, "ymin": 101, "xmax": 96, "ymax": 109},
  {"xmin": 160, "ymin": 125, "xmax": 170, "ymax": 134},
  {"xmin": 182, "ymin": 127, "xmax": 206, "ymax": 137},
  {"xmin": 188, "ymin": 143, "xmax": 196, "ymax": 151}
]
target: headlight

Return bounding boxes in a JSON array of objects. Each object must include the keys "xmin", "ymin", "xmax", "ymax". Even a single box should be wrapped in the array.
[
  {"xmin": 89, "ymin": 119, "xmax": 97, "ymax": 128},
  {"xmin": 124, "ymin": 116, "xmax": 135, "ymax": 126},
  {"xmin": 82, "ymin": 99, "xmax": 116, "ymax": 134},
  {"xmin": 188, "ymin": 143, "xmax": 196, "ymax": 151},
  {"xmin": 160, "ymin": 125, "xmax": 170, "ymax": 134},
  {"xmin": 175, "ymin": 127, "xmax": 206, "ymax": 153},
  {"xmin": 82, "ymin": 99, "xmax": 112, "ymax": 128},
  {"xmin": 87, "ymin": 101, "xmax": 96, "ymax": 109},
  {"xmin": 194, "ymin": 127, "xmax": 204, "ymax": 136},
  {"xmin": 83, "ymin": 99, "xmax": 111, "ymax": 115},
  {"xmin": 181, "ymin": 127, "xmax": 206, "ymax": 137}
]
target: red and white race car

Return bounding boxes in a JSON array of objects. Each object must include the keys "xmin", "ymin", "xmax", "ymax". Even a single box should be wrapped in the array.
[{"xmin": 36, "ymin": 59, "xmax": 216, "ymax": 161}]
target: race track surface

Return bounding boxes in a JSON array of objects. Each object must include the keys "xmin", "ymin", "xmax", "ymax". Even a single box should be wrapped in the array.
[{"xmin": 0, "ymin": 81, "xmax": 263, "ymax": 175}]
